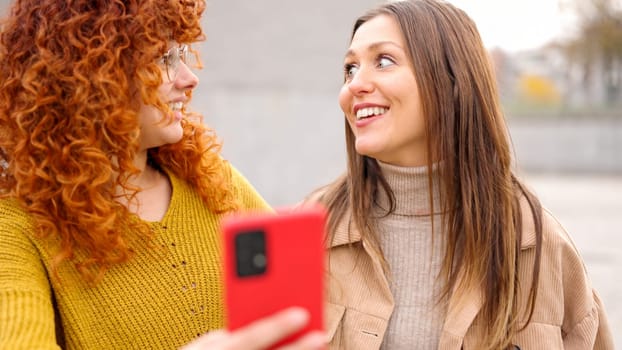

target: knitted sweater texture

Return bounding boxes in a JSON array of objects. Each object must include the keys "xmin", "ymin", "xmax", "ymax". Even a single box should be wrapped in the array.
[
  {"xmin": 0, "ymin": 165, "xmax": 269, "ymax": 349},
  {"xmin": 375, "ymin": 162, "xmax": 447, "ymax": 350}
]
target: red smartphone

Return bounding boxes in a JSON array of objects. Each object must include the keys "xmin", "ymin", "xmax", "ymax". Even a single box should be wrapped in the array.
[{"xmin": 220, "ymin": 205, "xmax": 326, "ymax": 348}]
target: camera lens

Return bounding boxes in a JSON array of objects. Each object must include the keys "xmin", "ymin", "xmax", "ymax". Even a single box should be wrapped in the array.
[
  {"xmin": 235, "ymin": 230, "xmax": 267, "ymax": 277},
  {"xmin": 252, "ymin": 253, "xmax": 266, "ymax": 269}
]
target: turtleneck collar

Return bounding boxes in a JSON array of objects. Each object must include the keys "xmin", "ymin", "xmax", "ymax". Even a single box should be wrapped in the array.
[{"xmin": 374, "ymin": 161, "xmax": 443, "ymax": 217}]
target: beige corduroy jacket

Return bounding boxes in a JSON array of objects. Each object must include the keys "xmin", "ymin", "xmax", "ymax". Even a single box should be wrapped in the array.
[{"xmin": 319, "ymin": 196, "xmax": 614, "ymax": 349}]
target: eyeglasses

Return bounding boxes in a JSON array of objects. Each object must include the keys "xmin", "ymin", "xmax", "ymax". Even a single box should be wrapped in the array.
[{"xmin": 159, "ymin": 44, "xmax": 190, "ymax": 81}]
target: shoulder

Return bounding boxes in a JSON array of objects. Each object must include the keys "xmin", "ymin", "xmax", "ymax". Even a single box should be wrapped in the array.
[
  {"xmin": 516, "ymin": 194, "xmax": 608, "ymax": 335},
  {"xmin": 300, "ymin": 173, "xmax": 348, "ymax": 207},
  {"xmin": 227, "ymin": 162, "xmax": 271, "ymax": 211},
  {"xmin": 0, "ymin": 200, "xmax": 57, "ymax": 348},
  {"xmin": 0, "ymin": 198, "xmax": 48, "ymax": 274},
  {"xmin": 525, "ymin": 197, "xmax": 587, "ymax": 269},
  {"xmin": 517, "ymin": 192, "xmax": 589, "ymax": 279},
  {"xmin": 0, "ymin": 197, "xmax": 33, "ymax": 233},
  {"xmin": 0, "ymin": 198, "xmax": 44, "ymax": 253},
  {"xmin": 302, "ymin": 186, "xmax": 329, "ymax": 206},
  {"xmin": 517, "ymin": 193, "xmax": 582, "ymax": 257},
  {"xmin": 513, "ymin": 193, "xmax": 614, "ymax": 346}
]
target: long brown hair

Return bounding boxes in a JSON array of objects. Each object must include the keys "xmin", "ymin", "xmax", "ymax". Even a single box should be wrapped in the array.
[
  {"xmin": 0, "ymin": 0, "xmax": 239, "ymax": 284},
  {"xmin": 321, "ymin": 1, "xmax": 543, "ymax": 348}
]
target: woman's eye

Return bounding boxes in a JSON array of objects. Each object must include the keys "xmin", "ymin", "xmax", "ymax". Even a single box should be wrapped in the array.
[
  {"xmin": 378, "ymin": 56, "xmax": 395, "ymax": 68},
  {"xmin": 344, "ymin": 64, "xmax": 359, "ymax": 79},
  {"xmin": 160, "ymin": 54, "xmax": 171, "ymax": 67}
]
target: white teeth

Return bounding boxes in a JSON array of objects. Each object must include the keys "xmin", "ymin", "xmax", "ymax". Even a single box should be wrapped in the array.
[
  {"xmin": 356, "ymin": 107, "xmax": 387, "ymax": 119},
  {"xmin": 170, "ymin": 102, "xmax": 183, "ymax": 111}
]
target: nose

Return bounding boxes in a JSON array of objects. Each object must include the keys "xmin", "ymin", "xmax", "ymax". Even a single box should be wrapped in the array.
[
  {"xmin": 174, "ymin": 62, "xmax": 199, "ymax": 90},
  {"xmin": 347, "ymin": 65, "xmax": 374, "ymax": 95}
]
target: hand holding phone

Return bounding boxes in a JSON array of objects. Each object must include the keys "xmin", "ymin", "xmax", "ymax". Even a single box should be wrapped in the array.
[
  {"xmin": 221, "ymin": 206, "xmax": 326, "ymax": 349},
  {"xmin": 181, "ymin": 307, "xmax": 326, "ymax": 350}
]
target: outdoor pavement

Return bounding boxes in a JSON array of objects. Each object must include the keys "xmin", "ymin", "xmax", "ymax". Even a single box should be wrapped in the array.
[{"xmin": 525, "ymin": 172, "xmax": 621, "ymax": 347}]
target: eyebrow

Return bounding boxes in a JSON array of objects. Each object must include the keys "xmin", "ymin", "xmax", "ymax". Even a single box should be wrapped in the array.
[{"xmin": 344, "ymin": 41, "xmax": 404, "ymax": 58}]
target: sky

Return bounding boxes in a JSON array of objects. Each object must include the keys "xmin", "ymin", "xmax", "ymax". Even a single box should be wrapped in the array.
[{"xmin": 446, "ymin": 0, "xmax": 578, "ymax": 53}]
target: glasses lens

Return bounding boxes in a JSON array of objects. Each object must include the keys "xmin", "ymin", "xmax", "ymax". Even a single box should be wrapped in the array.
[
  {"xmin": 179, "ymin": 45, "xmax": 188, "ymax": 64},
  {"xmin": 168, "ymin": 50, "xmax": 179, "ymax": 81},
  {"xmin": 162, "ymin": 45, "xmax": 190, "ymax": 81}
]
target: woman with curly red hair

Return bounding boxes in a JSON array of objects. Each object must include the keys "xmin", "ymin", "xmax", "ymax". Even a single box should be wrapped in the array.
[{"xmin": 0, "ymin": 0, "xmax": 325, "ymax": 349}]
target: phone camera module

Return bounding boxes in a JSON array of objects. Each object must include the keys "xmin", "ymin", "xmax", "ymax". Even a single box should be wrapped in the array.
[{"xmin": 235, "ymin": 230, "xmax": 267, "ymax": 277}]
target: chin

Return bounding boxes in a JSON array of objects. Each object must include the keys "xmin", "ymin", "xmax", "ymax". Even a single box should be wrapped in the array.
[
  {"xmin": 166, "ymin": 134, "xmax": 184, "ymax": 145},
  {"xmin": 165, "ymin": 124, "xmax": 185, "ymax": 143},
  {"xmin": 354, "ymin": 141, "xmax": 381, "ymax": 159}
]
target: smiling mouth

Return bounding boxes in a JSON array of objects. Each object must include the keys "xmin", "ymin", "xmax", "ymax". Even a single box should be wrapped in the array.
[
  {"xmin": 356, "ymin": 106, "xmax": 388, "ymax": 120},
  {"xmin": 169, "ymin": 101, "xmax": 183, "ymax": 111}
]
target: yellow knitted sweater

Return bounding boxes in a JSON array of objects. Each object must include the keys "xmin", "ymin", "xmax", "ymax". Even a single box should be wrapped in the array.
[{"xmin": 0, "ymin": 165, "xmax": 270, "ymax": 349}]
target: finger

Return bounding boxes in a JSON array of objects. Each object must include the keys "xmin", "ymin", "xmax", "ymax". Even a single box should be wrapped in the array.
[
  {"xmin": 227, "ymin": 307, "xmax": 310, "ymax": 350},
  {"xmin": 276, "ymin": 331, "xmax": 328, "ymax": 350},
  {"xmin": 179, "ymin": 329, "xmax": 229, "ymax": 349}
]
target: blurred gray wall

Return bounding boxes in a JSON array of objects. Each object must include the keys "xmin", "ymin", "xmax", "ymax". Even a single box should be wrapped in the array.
[
  {"xmin": 509, "ymin": 119, "xmax": 622, "ymax": 175},
  {"xmin": 195, "ymin": 0, "xmax": 383, "ymax": 206}
]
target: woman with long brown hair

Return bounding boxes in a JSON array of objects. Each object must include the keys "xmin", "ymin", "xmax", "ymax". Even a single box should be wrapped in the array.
[
  {"xmin": 309, "ymin": 0, "xmax": 613, "ymax": 349},
  {"xmin": 0, "ymin": 0, "xmax": 325, "ymax": 349}
]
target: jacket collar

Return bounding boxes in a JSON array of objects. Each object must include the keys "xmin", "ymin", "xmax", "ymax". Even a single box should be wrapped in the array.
[
  {"xmin": 518, "ymin": 195, "xmax": 538, "ymax": 249},
  {"xmin": 328, "ymin": 208, "xmax": 362, "ymax": 248}
]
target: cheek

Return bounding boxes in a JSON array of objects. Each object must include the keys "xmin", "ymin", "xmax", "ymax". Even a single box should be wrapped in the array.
[
  {"xmin": 338, "ymin": 86, "xmax": 351, "ymax": 115},
  {"xmin": 158, "ymin": 81, "xmax": 173, "ymax": 97},
  {"xmin": 138, "ymin": 104, "xmax": 158, "ymax": 125}
]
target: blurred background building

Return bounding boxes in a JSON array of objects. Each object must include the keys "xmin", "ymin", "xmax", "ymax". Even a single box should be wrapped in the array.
[{"xmin": 0, "ymin": 0, "xmax": 619, "ymax": 346}]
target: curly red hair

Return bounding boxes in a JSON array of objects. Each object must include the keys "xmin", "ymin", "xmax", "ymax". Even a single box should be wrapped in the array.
[{"xmin": 0, "ymin": 0, "xmax": 238, "ymax": 284}]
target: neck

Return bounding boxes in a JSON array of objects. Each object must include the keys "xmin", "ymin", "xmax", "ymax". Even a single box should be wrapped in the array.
[
  {"xmin": 114, "ymin": 149, "xmax": 160, "ymax": 196},
  {"xmin": 134, "ymin": 150, "xmax": 149, "ymax": 172},
  {"xmin": 374, "ymin": 161, "xmax": 443, "ymax": 216},
  {"xmin": 114, "ymin": 149, "xmax": 171, "ymax": 220}
]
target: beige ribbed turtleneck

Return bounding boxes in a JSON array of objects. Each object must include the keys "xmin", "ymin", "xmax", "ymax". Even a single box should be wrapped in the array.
[{"xmin": 374, "ymin": 161, "xmax": 448, "ymax": 350}]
